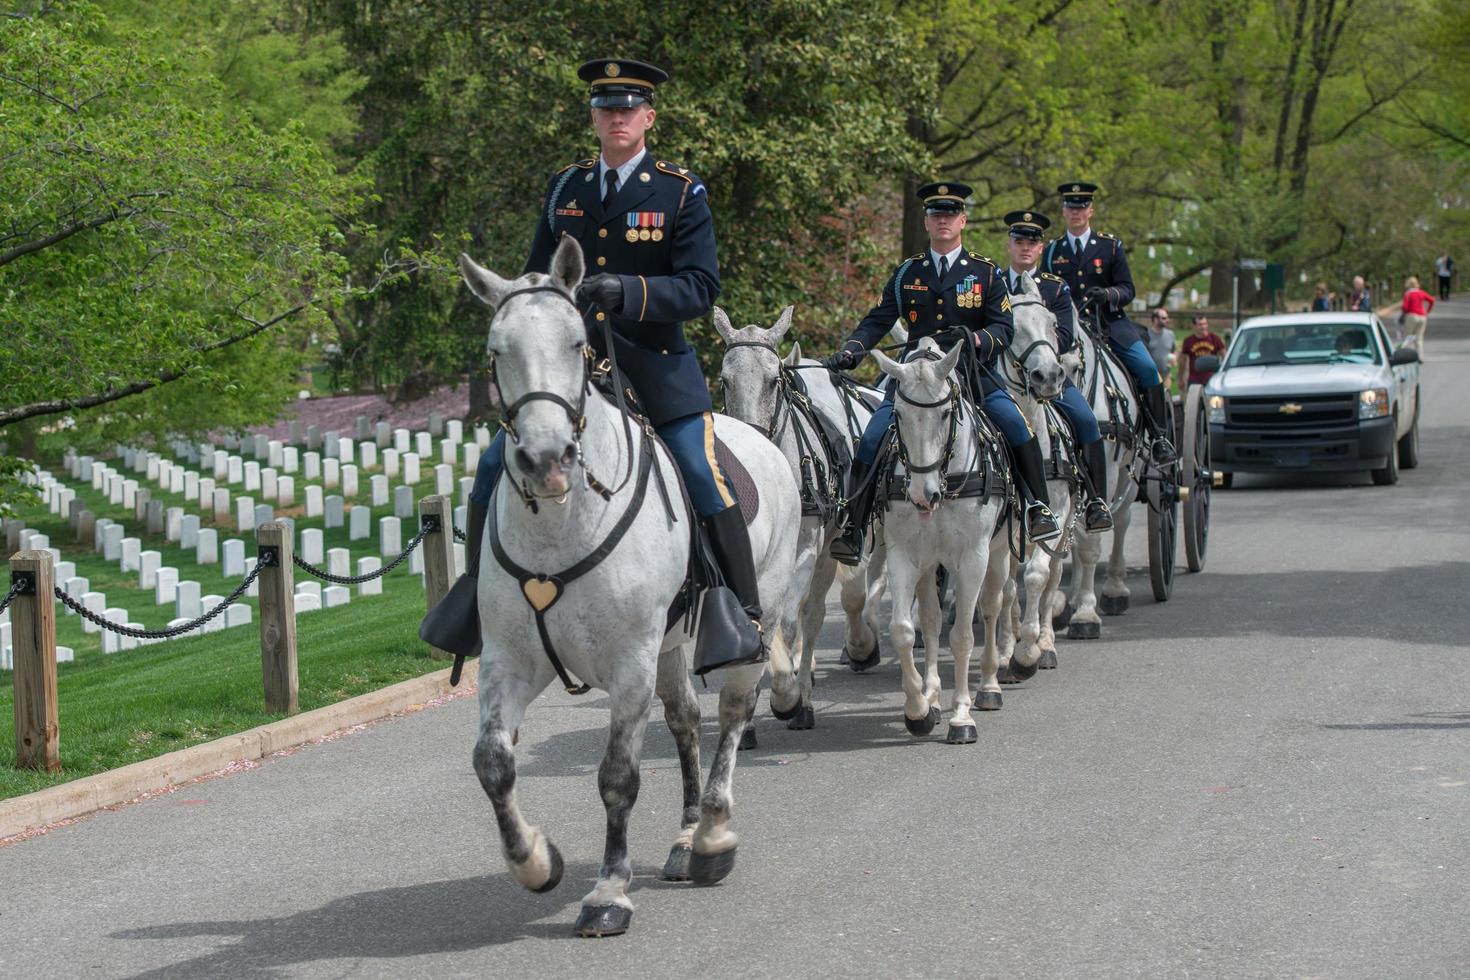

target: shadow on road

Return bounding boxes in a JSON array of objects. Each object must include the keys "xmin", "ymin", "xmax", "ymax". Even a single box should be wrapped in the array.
[
  {"xmin": 111, "ymin": 866, "xmax": 604, "ymax": 978},
  {"xmin": 1321, "ymin": 711, "xmax": 1470, "ymax": 732}
]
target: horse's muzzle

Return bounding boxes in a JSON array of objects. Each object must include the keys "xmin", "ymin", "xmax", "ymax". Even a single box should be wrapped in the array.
[{"xmin": 515, "ymin": 443, "xmax": 578, "ymax": 496}]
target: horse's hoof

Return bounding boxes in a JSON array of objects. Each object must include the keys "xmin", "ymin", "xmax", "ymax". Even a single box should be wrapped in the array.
[
  {"xmin": 528, "ymin": 842, "xmax": 564, "ymax": 894},
  {"xmin": 844, "ymin": 644, "xmax": 881, "ymax": 673},
  {"xmin": 1067, "ymin": 620, "xmax": 1101, "ymax": 640},
  {"xmin": 975, "ymin": 690, "xmax": 1003, "ymax": 711},
  {"xmin": 997, "ymin": 663, "xmax": 1024, "ymax": 685},
  {"xmin": 1099, "ymin": 594, "xmax": 1129, "ymax": 615},
  {"xmin": 1052, "ymin": 602, "xmax": 1075, "ymax": 630},
  {"xmin": 1006, "ymin": 656, "xmax": 1039, "ymax": 681},
  {"xmin": 1038, "ymin": 648, "xmax": 1058, "ymax": 670},
  {"xmin": 689, "ymin": 847, "xmax": 737, "ymax": 886},
  {"xmin": 838, "ymin": 647, "xmax": 851, "ymax": 665},
  {"xmin": 946, "ymin": 723, "xmax": 977, "ymax": 745},
  {"xmin": 769, "ymin": 697, "xmax": 800, "ymax": 721},
  {"xmin": 903, "ymin": 707, "xmax": 939, "ymax": 737},
  {"xmin": 738, "ymin": 728, "xmax": 757, "ymax": 752},
  {"xmin": 661, "ymin": 843, "xmax": 692, "ymax": 882},
  {"xmin": 786, "ymin": 704, "xmax": 815, "ymax": 730},
  {"xmin": 574, "ymin": 904, "xmax": 632, "ymax": 938}
]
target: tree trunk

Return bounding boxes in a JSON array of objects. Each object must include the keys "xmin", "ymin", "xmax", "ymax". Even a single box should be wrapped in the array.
[{"xmin": 1208, "ymin": 259, "xmax": 1234, "ymax": 306}]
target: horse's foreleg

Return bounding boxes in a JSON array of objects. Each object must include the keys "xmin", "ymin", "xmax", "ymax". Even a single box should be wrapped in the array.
[
  {"xmin": 1013, "ymin": 548, "xmax": 1052, "ymax": 672},
  {"xmin": 975, "ymin": 540, "xmax": 1010, "ymax": 711},
  {"xmin": 886, "ymin": 556, "xmax": 931, "ymax": 734},
  {"xmin": 838, "ymin": 554, "xmax": 881, "ymax": 669},
  {"xmin": 574, "ymin": 672, "xmax": 655, "ymax": 937},
  {"xmin": 656, "ymin": 644, "xmax": 703, "ymax": 882},
  {"xmin": 1100, "ymin": 477, "xmax": 1134, "ymax": 613},
  {"xmin": 769, "ymin": 530, "xmax": 819, "ymax": 719},
  {"xmin": 1037, "ymin": 551, "xmax": 1066, "ymax": 663},
  {"xmin": 690, "ymin": 661, "xmax": 764, "ymax": 886},
  {"xmin": 916, "ymin": 565, "xmax": 945, "ymax": 716},
  {"xmin": 945, "ymin": 553, "xmax": 986, "ymax": 744},
  {"xmin": 473, "ymin": 661, "xmax": 560, "ymax": 894},
  {"xmin": 787, "ymin": 553, "xmax": 838, "ymax": 727}
]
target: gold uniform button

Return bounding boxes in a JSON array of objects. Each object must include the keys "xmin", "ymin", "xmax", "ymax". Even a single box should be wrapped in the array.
[
  {"xmin": 596, "ymin": 312, "xmax": 606, "ymax": 322},
  {"xmin": 598, "ymin": 229, "xmax": 608, "ymax": 239},
  {"xmin": 660, "ymin": 348, "xmax": 669, "ymax": 355},
  {"xmin": 937, "ymin": 314, "xmax": 945, "ymax": 321},
  {"xmin": 596, "ymin": 256, "xmax": 607, "ymax": 267},
  {"xmin": 937, "ymin": 298, "xmax": 944, "ymax": 305}
]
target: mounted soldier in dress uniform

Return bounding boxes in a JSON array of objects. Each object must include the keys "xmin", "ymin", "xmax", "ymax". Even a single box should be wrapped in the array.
[
  {"xmin": 1001, "ymin": 209, "xmax": 1113, "ymax": 531},
  {"xmin": 1041, "ymin": 182, "xmax": 1177, "ymax": 464},
  {"xmin": 464, "ymin": 58, "xmax": 764, "ymax": 668},
  {"xmin": 826, "ymin": 181, "xmax": 1063, "ymax": 566}
]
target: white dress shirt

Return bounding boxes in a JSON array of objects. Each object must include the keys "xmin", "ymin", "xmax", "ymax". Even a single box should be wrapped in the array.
[
  {"xmin": 597, "ymin": 148, "xmax": 647, "ymax": 199},
  {"xmin": 929, "ymin": 243, "xmax": 964, "ymax": 276}
]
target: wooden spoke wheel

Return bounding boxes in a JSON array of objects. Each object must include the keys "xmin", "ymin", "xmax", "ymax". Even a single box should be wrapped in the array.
[{"xmin": 1181, "ymin": 384, "xmax": 1211, "ymax": 572}]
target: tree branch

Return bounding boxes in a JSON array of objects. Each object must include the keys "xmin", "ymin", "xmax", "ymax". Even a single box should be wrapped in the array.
[
  {"xmin": 1313, "ymin": 68, "xmax": 1428, "ymax": 145},
  {"xmin": 0, "ymin": 304, "xmax": 306, "ymax": 428},
  {"xmin": 0, "ymin": 191, "xmax": 171, "ymax": 267},
  {"xmin": 1158, "ymin": 260, "xmax": 1212, "ymax": 306}
]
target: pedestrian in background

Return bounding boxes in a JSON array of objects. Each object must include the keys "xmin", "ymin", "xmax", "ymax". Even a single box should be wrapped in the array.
[
  {"xmin": 1391, "ymin": 275, "xmax": 1437, "ymax": 357},
  {"xmin": 1435, "ymin": 253, "xmax": 1453, "ymax": 300},
  {"xmin": 1310, "ymin": 282, "xmax": 1330, "ymax": 311},
  {"xmin": 1348, "ymin": 275, "xmax": 1371, "ymax": 312},
  {"xmin": 1146, "ymin": 306, "xmax": 1176, "ymax": 389},
  {"xmin": 1177, "ymin": 314, "xmax": 1226, "ymax": 390}
]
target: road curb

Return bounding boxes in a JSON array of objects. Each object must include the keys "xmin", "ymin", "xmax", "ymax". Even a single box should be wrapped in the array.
[{"xmin": 1, "ymin": 666, "xmax": 470, "ymax": 841}]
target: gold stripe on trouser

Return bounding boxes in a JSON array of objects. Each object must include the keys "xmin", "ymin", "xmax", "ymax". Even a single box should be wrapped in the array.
[{"xmin": 702, "ymin": 412, "xmax": 736, "ymax": 508}]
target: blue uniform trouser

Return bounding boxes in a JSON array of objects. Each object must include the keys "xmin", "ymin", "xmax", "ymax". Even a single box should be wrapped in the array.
[
  {"xmin": 855, "ymin": 387, "xmax": 1034, "ymax": 468},
  {"xmin": 1110, "ymin": 338, "xmax": 1163, "ymax": 391},
  {"xmin": 471, "ymin": 411, "xmax": 737, "ymax": 517},
  {"xmin": 1052, "ymin": 381, "xmax": 1102, "ymax": 445}
]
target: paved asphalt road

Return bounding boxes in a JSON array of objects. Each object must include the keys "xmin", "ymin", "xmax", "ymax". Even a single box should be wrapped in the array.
[{"xmin": 5, "ymin": 303, "xmax": 1468, "ymax": 979}]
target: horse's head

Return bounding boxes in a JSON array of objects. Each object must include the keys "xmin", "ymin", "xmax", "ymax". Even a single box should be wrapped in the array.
[
  {"xmin": 872, "ymin": 338, "xmax": 963, "ymax": 513},
  {"xmin": 1008, "ymin": 274, "xmax": 1066, "ymax": 400},
  {"xmin": 459, "ymin": 236, "xmax": 589, "ymax": 499},
  {"xmin": 715, "ymin": 305, "xmax": 798, "ymax": 437}
]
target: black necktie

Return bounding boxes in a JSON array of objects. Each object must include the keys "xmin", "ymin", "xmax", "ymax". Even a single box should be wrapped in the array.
[
  {"xmin": 1011, "ymin": 272, "xmax": 1020, "ymax": 293},
  {"xmin": 602, "ymin": 169, "xmax": 618, "ymax": 209},
  {"xmin": 938, "ymin": 256, "xmax": 950, "ymax": 282}
]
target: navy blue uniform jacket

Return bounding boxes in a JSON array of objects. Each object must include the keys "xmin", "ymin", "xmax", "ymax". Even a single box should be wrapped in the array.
[
  {"xmin": 1007, "ymin": 270, "xmax": 1077, "ymax": 353},
  {"xmin": 846, "ymin": 249, "xmax": 1013, "ymax": 397},
  {"xmin": 525, "ymin": 153, "xmax": 720, "ymax": 428},
  {"xmin": 1040, "ymin": 232, "xmax": 1146, "ymax": 348}
]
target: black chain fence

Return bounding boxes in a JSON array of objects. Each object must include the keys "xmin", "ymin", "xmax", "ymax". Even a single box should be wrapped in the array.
[
  {"xmin": 292, "ymin": 523, "xmax": 432, "ymax": 585},
  {"xmin": 0, "ymin": 578, "xmax": 24, "ymax": 616}
]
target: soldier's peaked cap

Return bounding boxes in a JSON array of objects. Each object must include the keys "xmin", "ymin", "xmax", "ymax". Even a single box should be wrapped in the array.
[
  {"xmin": 1004, "ymin": 210, "xmax": 1051, "ymax": 240},
  {"xmin": 578, "ymin": 59, "xmax": 669, "ymax": 108},
  {"xmin": 918, "ymin": 181, "xmax": 972, "ymax": 213},
  {"xmin": 1058, "ymin": 181, "xmax": 1099, "ymax": 207}
]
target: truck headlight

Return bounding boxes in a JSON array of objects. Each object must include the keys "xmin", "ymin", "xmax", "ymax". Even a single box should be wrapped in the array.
[
  {"xmin": 1358, "ymin": 388, "xmax": 1389, "ymax": 420},
  {"xmin": 1207, "ymin": 394, "xmax": 1226, "ymax": 424}
]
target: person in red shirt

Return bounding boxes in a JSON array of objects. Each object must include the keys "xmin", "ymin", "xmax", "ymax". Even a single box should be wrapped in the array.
[
  {"xmin": 1176, "ymin": 315, "xmax": 1226, "ymax": 389},
  {"xmin": 1394, "ymin": 275, "xmax": 1436, "ymax": 357}
]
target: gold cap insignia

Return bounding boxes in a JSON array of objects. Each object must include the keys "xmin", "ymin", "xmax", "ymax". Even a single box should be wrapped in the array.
[
  {"xmin": 639, "ymin": 171, "xmax": 651, "ymax": 182},
  {"xmin": 938, "ymin": 185, "xmax": 949, "ymax": 195},
  {"xmin": 1023, "ymin": 212, "xmax": 1032, "ymax": 222},
  {"xmin": 1071, "ymin": 184, "xmax": 1081, "ymax": 193},
  {"xmin": 605, "ymin": 63, "xmax": 620, "ymax": 77}
]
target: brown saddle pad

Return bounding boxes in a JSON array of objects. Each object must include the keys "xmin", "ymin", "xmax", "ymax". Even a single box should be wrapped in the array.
[{"xmin": 714, "ymin": 437, "xmax": 759, "ymax": 526}]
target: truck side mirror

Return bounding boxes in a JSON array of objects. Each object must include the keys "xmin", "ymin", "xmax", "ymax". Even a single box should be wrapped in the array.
[
  {"xmin": 1389, "ymin": 347, "xmax": 1420, "ymax": 366},
  {"xmin": 1193, "ymin": 355, "xmax": 1221, "ymax": 374}
]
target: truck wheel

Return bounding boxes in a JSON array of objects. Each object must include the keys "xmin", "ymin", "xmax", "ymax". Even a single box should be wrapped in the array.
[
  {"xmin": 1372, "ymin": 424, "xmax": 1400, "ymax": 486},
  {"xmin": 1397, "ymin": 399, "xmax": 1420, "ymax": 470}
]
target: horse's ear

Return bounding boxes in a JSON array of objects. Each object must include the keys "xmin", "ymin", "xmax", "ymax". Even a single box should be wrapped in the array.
[
  {"xmin": 771, "ymin": 305, "xmax": 795, "ymax": 340},
  {"xmin": 459, "ymin": 253, "xmax": 511, "ymax": 308},
  {"xmin": 783, "ymin": 340, "xmax": 802, "ymax": 367},
  {"xmin": 871, "ymin": 348, "xmax": 903, "ymax": 379},
  {"xmin": 713, "ymin": 306, "xmax": 737, "ymax": 343},
  {"xmin": 549, "ymin": 234, "xmax": 585, "ymax": 293},
  {"xmin": 889, "ymin": 319, "xmax": 910, "ymax": 345},
  {"xmin": 935, "ymin": 340, "xmax": 965, "ymax": 379}
]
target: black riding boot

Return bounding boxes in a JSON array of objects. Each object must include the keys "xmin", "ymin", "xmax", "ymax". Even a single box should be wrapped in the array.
[
  {"xmin": 465, "ymin": 499, "xmax": 487, "ymax": 576},
  {"xmin": 1012, "ymin": 437, "xmax": 1062, "ymax": 542},
  {"xmin": 1080, "ymin": 441, "xmax": 1114, "ymax": 532},
  {"xmin": 696, "ymin": 504, "xmax": 766, "ymax": 673},
  {"xmin": 829, "ymin": 460, "xmax": 873, "ymax": 566},
  {"xmin": 1141, "ymin": 386, "xmax": 1178, "ymax": 465}
]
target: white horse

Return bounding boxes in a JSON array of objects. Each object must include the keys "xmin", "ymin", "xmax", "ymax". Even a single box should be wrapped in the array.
[
  {"xmin": 1056, "ymin": 311, "xmax": 1147, "ymax": 636},
  {"xmin": 458, "ymin": 237, "xmax": 799, "ymax": 938},
  {"xmin": 996, "ymin": 275, "xmax": 1083, "ymax": 678},
  {"xmin": 715, "ymin": 306, "xmax": 883, "ymax": 730},
  {"xmin": 870, "ymin": 339, "xmax": 1006, "ymax": 743}
]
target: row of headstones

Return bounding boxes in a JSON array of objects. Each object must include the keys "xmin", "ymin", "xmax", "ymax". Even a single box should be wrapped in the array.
[{"xmin": 228, "ymin": 411, "xmax": 473, "ymax": 456}]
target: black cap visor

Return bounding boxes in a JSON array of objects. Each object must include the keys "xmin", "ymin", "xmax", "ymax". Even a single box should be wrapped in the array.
[{"xmin": 590, "ymin": 89, "xmax": 651, "ymax": 109}]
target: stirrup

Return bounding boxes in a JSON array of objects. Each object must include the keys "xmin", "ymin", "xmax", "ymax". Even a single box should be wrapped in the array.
[
  {"xmin": 1084, "ymin": 498, "xmax": 1113, "ymax": 532},
  {"xmin": 1026, "ymin": 503, "xmax": 1062, "ymax": 542},
  {"xmin": 829, "ymin": 523, "xmax": 864, "ymax": 566},
  {"xmin": 1151, "ymin": 437, "xmax": 1177, "ymax": 466}
]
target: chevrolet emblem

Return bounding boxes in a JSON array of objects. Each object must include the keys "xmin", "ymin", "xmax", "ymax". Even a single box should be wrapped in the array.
[{"xmin": 1279, "ymin": 403, "xmax": 1303, "ymax": 414}]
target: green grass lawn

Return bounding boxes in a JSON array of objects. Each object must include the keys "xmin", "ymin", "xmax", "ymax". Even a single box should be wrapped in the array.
[{"xmin": 1, "ymin": 448, "xmax": 472, "ymax": 801}]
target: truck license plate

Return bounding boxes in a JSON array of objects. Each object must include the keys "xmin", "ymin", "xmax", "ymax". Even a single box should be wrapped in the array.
[{"xmin": 1275, "ymin": 449, "xmax": 1310, "ymax": 467}]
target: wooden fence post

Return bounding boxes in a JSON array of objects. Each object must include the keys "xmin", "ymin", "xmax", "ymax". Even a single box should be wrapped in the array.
[
  {"xmin": 255, "ymin": 522, "xmax": 298, "ymax": 714},
  {"xmin": 419, "ymin": 494, "xmax": 455, "ymax": 661},
  {"xmin": 11, "ymin": 550, "xmax": 59, "ymax": 772}
]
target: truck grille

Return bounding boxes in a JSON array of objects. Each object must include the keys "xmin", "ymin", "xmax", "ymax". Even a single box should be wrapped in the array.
[{"xmin": 1226, "ymin": 394, "xmax": 1357, "ymax": 428}]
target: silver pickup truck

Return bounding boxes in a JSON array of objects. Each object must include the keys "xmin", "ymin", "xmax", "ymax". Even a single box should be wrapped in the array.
[{"xmin": 1202, "ymin": 311, "xmax": 1422, "ymax": 486}]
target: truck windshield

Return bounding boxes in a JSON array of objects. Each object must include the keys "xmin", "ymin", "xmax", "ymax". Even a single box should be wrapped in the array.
[{"xmin": 1225, "ymin": 322, "xmax": 1381, "ymax": 368}]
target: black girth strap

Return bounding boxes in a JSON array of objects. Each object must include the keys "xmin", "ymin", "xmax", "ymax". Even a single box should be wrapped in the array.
[{"xmin": 482, "ymin": 435, "xmax": 655, "ymax": 694}]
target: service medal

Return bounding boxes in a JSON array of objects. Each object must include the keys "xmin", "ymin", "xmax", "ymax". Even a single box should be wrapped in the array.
[
  {"xmin": 650, "ymin": 212, "xmax": 664, "ymax": 241},
  {"xmin": 651, "ymin": 229, "xmax": 663, "ymax": 241},
  {"xmin": 626, "ymin": 227, "xmax": 640, "ymax": 242},
  {"xmin": 639, "ymin": 228, "xmax": 651, "ymax": 241}
]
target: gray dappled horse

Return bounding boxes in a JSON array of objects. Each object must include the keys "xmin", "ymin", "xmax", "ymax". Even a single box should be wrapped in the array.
[
  {"xmin": 458, "ymin": 238, "xmax": 798, "ymax": 938},
  {"xmin": 1057, "ymin": 307, "xmax": 1146, "ymax": 636},
  {"xmin": 996, "ymin": 274, "xmax": 1082, "ymax": 678},
  {"xmin": 715, "ymin": 306, "xmax": 883, "ymax": 730},
  {"xmin": 870, "ymin": 339, "xmax": 1006, "ymax": 743}
]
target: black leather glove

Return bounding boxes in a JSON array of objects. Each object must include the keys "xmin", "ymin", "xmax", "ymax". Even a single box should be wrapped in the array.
[
  {"xmin": 576, "ymin": 273, "xmax": 624, "ymax": 313},
  {"xmin": 1083, "ymin": 286, "xmax": 1108, "ymax": 305},
  {"xmin": 824, "ymin": 343, "xmax": 863, "ymax": 371}
]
